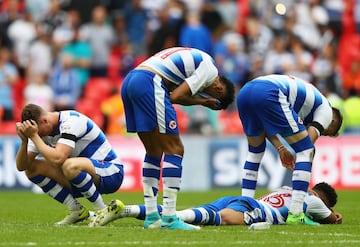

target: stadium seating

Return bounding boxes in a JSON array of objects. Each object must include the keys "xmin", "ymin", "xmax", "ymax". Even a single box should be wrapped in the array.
[
  {"xmin": 83, "ymin": 77, "xmax": 113, "ymax": 102},
  {"xmin": 218, "ymin": 110, "xmax": 244, "ymax": 135},
  {"xmin": 76, "ymin": 97, "xmax": 104, "ymax": 128},
  {"xmin": 0, "ymin": 120, "xmax": 16, "ymax": 134},
  {"xmin": 75, "ymin": 77, "xmax": 115, "ymax": 129}
]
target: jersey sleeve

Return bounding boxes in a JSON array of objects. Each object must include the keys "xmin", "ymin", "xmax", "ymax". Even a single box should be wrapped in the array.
[
  {"xmin": 305, "ymin": 195, "xmax": 332, "ymax": 220},
  {"xmin": 27, "ymin": 139, "xmax": 38, "ymax": 153},
  {"xmin": 57, "ymin": 116, "xmax": 87, "ymax": 148},
  {"xmin": 311, "ymin": 101, "xmax": 333, "ymax": 133},
  {"xmin": 185, "ymin": 58, "xmax": 218, "ymax": 95}
]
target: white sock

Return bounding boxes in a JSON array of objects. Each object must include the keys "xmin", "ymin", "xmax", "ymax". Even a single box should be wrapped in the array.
[
  {"xmin": 121, "ymin": 205, "xmax": 141, "ymax": 218},
  {"xmin": 290, "ymin": 190, "xmax": 306, "ymax": 215},
  {"xmin": 176, "ymin": 209, "xmax": 195, "ymax": 223},
  {"xmin": 162, "ymin": 187, "xmax": 178, "ymax": 217},
  {"xmin": 144, "ymin": 197, "xmax": 158, "ymax": 215},
  {"xmin": 64, "ymin": 195, "xmax": 82, "ymax": 211},
  {"xmin": 93, "ymin": 197, "xmax": 106, "ymax": 210}
]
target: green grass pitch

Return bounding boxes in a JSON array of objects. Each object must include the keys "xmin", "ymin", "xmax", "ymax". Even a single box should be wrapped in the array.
[{"xmin": 1, "ymin": 189, "xmax": 359, "ymax": 247}]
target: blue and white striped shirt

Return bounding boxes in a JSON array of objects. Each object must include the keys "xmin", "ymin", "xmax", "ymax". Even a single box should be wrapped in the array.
[
  {"xmin": 140, "ymin": 47, "xmax": 218, "ymax": 95},
  {"xmin": 28, "ymin": 111, "xmax": 121, "ymax": 164},
  {"xmin": 253, "ymin": 74, "xmax": 332, "ymax": 128},
  {"xmin": 258, "ymin": 186, "xmax": 332, "ymax": 224}
]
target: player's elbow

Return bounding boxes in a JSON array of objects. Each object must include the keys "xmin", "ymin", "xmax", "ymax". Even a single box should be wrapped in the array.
[
  {"xmin": 16, "ymin": 163, "xmax": 27, "ymax": 172},
  {"xmin": 48, "ymin": 153, "xmax": 68, "ymax": 167},
  {"xmin": 52, "ymin": 157, "xmax": 67, "ymax": 167},
  {"xmin": 16, "ymin": 158, "xmax": 32, "ymax": 172},
  {"xmin": 170, "ymin": 94, "xmax": 183, "ymax": 104}
]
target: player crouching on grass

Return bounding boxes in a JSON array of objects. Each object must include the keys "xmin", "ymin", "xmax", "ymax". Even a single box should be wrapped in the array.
[
  {"xmin": 15, "ymin": 104, "xmax": 125, "ymax": 226},
  {"xmin": 90, "ymin": 182, "xmax": 342, "ymax": 227}
]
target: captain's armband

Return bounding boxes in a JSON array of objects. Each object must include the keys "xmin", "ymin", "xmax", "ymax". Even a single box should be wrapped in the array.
[{"xmin": 307, "ymin": 121, "xmax": 324, "ymax": 136}]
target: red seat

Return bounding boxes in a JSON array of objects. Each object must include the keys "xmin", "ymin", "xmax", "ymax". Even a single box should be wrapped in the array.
[
  {"xmin": 218, "ymin": 111, "xmax": 244, "ymax": 135},
  {"xmin": 134, "ymin": 55, "xmax": 148, "ymax": 66},
  {"xmin": 12, "ymin": 78, "xmax": 26, "ymax": 121},
  {"xmin": 83, "ymin": 77, "xmax": 113, "ymax": 102},
  {"xmin": 75, "ymin": 98, "xmax": 104, "ymax": 128},
  {"xmin": 0, "ymin": 121, "xmax": 17, "ymax": 134},
  {"xmin": 108, "ymin": 50, "xmax": 121, "ymax": 82},
  {"xmin": 173, "ymin": 105, "xmax": 190, "ymax": 133}
]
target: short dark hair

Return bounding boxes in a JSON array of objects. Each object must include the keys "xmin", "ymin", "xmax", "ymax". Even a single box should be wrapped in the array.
[
  {"xmin": 219, "ymin": 76, "xmax": 235, "ymax": 110},
  {"xmin": 312, "ymin": 182, "xmax": 338, "ymax": 208},
  {"xmin": 332, "ymin": 107, "xmax": 343, "ymax": 136},
  {"xmin": 21, "ymin": 104, "xmax": 44, "ymax": 124}
]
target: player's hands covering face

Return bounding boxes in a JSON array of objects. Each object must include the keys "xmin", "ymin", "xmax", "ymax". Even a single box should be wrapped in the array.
[
  {"xmin": 204, "ymin": 98, "xmax": 222, "ymax": 110},
  {"xmin": 15, "ymin": 122, "xmax": 28, "ymax": 141},
  {"xmin": 21, "ymin": 120, "xmax": 39, "ymax": 138}
]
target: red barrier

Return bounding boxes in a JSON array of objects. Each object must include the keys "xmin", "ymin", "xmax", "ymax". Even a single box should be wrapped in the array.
[{"xmin": 312, "ymin": 136, "xmax": 360, "ymax": 189}]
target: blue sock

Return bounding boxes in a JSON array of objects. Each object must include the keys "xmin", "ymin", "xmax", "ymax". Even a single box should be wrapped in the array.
[
  {"xmin": 242, "ymin": 142, "xmax": 266, "ymax": 197},
  {"xmin": 70, "ymin": 171, "xmax": 105, "ymax": 210},
  {"xmin": 136, "ymin": 204, "xmax": 163, "ymax": 220},
  {"xmin": 29, "ymin": 175, "xmax": 79, "ymax": 210},
  {"xmin": 192, "ymin": 208, "xmax": 221, "ymax": 225}
]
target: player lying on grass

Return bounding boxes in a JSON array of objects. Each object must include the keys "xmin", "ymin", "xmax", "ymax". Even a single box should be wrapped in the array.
[{"xmin": 90, "ymin": 182, "xmax": 342, "ymax": 227}]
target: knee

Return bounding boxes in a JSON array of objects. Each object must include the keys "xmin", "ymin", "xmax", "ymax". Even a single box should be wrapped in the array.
[
  {"xmin": 219, "ymin": 209, "xmax": 244, "ymax": 225},
  {"xmin": 61, "ymin": 158, "xmax": 79, "ymax": 178},
  {"xmin": 23, "ymin": 159, "xmax": 44, "ymax": 178},
  {"xmin": 219, "ymin": 213, "xmax": 230, "ymax": 225},
  {"xmin": 164, "ymin": 139, "xmax": 184, "ymax": 156},
  {"xmin": 174, "ymin": 141, "xmax": 184, "ymax": 156},
  {"xmin": 296, "ymin": 146, "xmax": 315, "ymax": 162},
  {"xmin": 24, "ymin": 162, "xmax": 38, "ymax": 178}
]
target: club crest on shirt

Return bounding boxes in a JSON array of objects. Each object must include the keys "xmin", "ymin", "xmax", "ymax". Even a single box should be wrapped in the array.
[
  {"xmin": 169, "ymin": 120, "xmax": 177, "ymax": 129},
  {"xmin": 60, "ymin": 124, "xmax": 71, "ymax": 132}
]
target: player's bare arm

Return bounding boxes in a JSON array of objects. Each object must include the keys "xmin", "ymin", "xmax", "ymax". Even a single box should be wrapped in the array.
[
  {"xmin": 317, "ymin": 211, "xmax": 341, "ymax": 224},
  {"xmin": 22, "ymin": 120, "xmax": 72, "ymax": 166},
  {"xmin": 267, "ymin": 134, "xmax": 295, "ymax": 170},
  {"xmin": 15, "ymin": 122, "xmax": 40, "ymax": 171},
  {"xmin": 15, "ymin": 122, "xmax": 30, "ymax": 171},
  {"xmin": 307, "ymin": 126, "xmax": 320, "ymax": 143},
  {"xmin": 170, "ymin": 81, "xmax": 220, "ymax": 109},
  {"xmin": 219, "ymin": 208, "xmax": 246, "ymax": 225}
]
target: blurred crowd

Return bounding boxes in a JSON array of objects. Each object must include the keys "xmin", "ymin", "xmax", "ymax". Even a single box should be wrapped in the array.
[{"xmin": 1, "ymin": 0, "xmax": 360, "ymax": 135}]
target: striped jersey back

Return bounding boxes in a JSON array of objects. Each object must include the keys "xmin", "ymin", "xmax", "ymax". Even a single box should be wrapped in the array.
[{"xmin": 28, "ymin": 110, "xmax": 121, "ymax": 164}]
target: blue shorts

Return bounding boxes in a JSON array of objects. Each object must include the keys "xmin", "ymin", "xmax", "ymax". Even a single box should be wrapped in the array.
[
  {"xmin": 199, "ymin": 196, "xmax": 261, "ymax": 212},
  {"xmin": 121, "ymin": 69, "xmax": 179, "ymax": 134},
  {"xmin": 198, "ymin": 196, "xmax": 267, "ymax": 224},
  {"xmin": 71, "ymin": 160, "xmax": 124, "ymax": 197},
  {"xmin": 236, "ymin": 80, "xmax": 306, "ymax": 137}
]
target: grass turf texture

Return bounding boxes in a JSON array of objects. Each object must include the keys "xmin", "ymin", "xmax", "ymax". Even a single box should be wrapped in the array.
[{"xmin": 0, "ymin": 189, "xmax": 359, "ymax": 247}]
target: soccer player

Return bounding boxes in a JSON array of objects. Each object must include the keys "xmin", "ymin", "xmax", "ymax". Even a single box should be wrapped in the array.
[
  {"xmin": 118, "ymin": 47, "xmax": 235, "ymax": 230},
  {"xmin": 236, "ymin": 74, "xmax": 343, "ymax": 225},
  {"xmin": 15, "ymin": 103, "xmax": 125, "ymax": 225},
  {"xmin": 89, "ymin": 182, "xmax": 342, "ymax": 227}
]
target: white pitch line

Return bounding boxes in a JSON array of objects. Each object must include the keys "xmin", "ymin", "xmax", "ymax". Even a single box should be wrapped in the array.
[{"xmin": 1, "ymin": 239, "xmax": 360, "ymax": 246}]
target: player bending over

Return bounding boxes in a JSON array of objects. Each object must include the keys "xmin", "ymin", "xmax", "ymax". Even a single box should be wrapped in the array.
[{"xmin": 236, "ymin": 74, "xmax": 343, "ymax": 225}]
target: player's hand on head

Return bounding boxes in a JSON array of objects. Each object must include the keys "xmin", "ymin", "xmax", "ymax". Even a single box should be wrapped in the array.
[
  {"xmin": 277, "ymin": 145, "xmax": 295, "ymax": 170},
  {"xmin": 335, "ymin": 212, "xmax": 343, "ymax": 224},
  {"xmin": 204, "ymin": 98, "xmax": 222, "ymax": 110},
  {"xmin": 22, "ymin": 120, "xmax": 39, "ymax": 138},
  {"xmin": 15, "ymin": 122, "xmax": 28, "ymax": 141}
]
